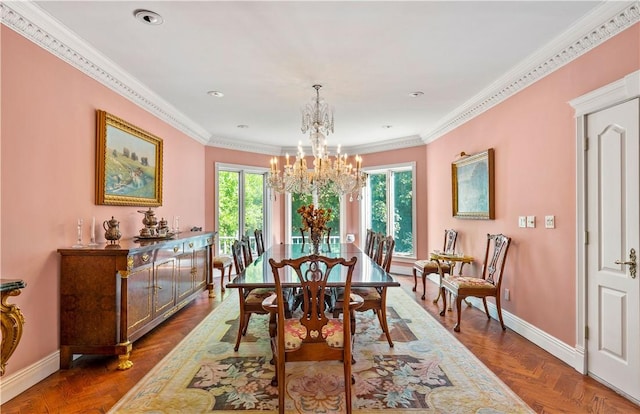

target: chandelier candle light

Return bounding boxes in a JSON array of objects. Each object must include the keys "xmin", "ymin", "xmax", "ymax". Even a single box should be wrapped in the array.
[{"xmin": 268, "ymin": 85, "xmax": 366, "ymax": 200}]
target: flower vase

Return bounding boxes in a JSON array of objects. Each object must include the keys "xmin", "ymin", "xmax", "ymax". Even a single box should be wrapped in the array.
[{"xmin": 310, "ymin": 230, "xmax": 322, "ymax": 254}]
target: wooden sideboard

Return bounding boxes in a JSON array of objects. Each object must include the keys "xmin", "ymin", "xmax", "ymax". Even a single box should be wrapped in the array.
[{"xmin": 57, "ymin": 231, "xmax": 216, "ymax": 370}]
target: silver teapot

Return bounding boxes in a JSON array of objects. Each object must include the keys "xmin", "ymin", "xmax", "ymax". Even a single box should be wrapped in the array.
[{"xmin": 103, "ymin": 216, "xmax": 122, "ymax": 244}]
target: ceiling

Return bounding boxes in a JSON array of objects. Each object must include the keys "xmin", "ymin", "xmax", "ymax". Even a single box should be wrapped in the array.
[{"xmin": 11, "ymin": 1, "xmax": 631, "ymax": 154}]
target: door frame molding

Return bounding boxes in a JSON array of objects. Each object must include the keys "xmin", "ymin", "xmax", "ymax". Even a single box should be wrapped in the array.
[{"xmin": 569, "ymin": 70, "xmax": 640, "ymax": 374}]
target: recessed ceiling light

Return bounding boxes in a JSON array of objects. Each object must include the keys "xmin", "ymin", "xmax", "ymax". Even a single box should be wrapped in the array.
[
  {"xmin": 409, "ymin": 91, "xmax": 424, "ymax": 97},
  {"xmin": 207, "ymin": 91, "xmax": 224, "ymax": 97},
  {"xmin": 382, "ymin": 125, "xmax": 393, "ymax": 129},
  {"xmin": 134, "ymin": 9, "xmax": 163, "ymax": 25},
  {"xmin": 237, "ymin": 125, "xmax": 249, "ymax": 129}
]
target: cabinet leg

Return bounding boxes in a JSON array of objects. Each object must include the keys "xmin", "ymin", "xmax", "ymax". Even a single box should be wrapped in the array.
[
  {"xmin": 116, "ymin": 341, "xmax": 133, "ymax": 370},
  {"xmin": 59, "ymin": 346, "xmax": 72, "ymax": 369},
  {"xmin": 117, "ymin": 354, "xmax": 134, "ymax": 370},
  {"xmin": 208, "ymin": 283, "xmax": 216, "ymax": 298}
]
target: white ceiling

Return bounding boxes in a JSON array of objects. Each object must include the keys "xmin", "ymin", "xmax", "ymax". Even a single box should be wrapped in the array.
[{"xmin": 8, "ymin": 1, "xmax": 636, "ymax": 154}]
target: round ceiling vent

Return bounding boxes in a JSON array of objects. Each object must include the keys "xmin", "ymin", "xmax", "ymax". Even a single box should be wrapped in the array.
[{"xmin": 134, "ymin": 9, "xmax": 163, "ymax": 25}]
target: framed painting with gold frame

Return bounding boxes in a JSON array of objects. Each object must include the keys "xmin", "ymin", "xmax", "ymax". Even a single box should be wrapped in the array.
[
  {"xmin": 452, "ymin": 148, "xmax": 494, "ymax": 219},
  {"xmin": 96, "ymin": 110, "xmax": 163, "ymax": 206}
]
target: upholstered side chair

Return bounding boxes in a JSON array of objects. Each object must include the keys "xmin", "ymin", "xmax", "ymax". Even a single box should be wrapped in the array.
[
  {"xmin": 440, "ymin": 233, "xmax": 511, "ymax": 332},
  {"xmin": 412, "ymin": 229, "xmax": 458, "ymax": 300}
]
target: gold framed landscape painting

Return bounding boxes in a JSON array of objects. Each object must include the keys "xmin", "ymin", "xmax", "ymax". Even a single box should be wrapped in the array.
[
  {"xmin": 452, "ymin": 148, "xmax": 494, "ymax": 219},
  {"xmin": 96, "ymin": 110, "xmax": 163, "ymax": 206}
]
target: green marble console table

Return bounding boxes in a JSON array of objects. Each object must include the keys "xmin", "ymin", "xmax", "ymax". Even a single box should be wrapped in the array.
[{"xmin": 1, "ymin": 278, "xmax": 26, "ymax": 376}]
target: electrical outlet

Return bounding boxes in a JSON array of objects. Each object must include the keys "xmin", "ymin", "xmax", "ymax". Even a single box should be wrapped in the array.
[
  {"xmin": 527, "ymin": 216, "xmax": 536, "ymax": 228},
  {"xmin": 518, "ymin": 216, "xmax": 527, "ymax": 228},
  {"xmin": 504, "ymin": 288, "xmax": 510, "ymax": 301},
  {"xmin": 545, "ymin": 215, "xmax": 555, "ymax": 229}
]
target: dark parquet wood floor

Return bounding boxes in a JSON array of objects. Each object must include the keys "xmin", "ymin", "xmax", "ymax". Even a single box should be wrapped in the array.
[{"xmin": 2, "ymin": 275, "xmax": 639, "ymax": 413}]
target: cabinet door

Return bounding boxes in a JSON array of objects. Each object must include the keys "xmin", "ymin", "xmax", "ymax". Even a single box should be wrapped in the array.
[
  {"xmin": 154, "ymin": 259, "xmax": 176, "ymax": 317},
  {"xmin": 193, "ymin": 248, "xmax": 208, "ymax": 291},
  {"xmin": 127, "ymin": 266, "xmax": 154, "ymax": 336},
  {"xmin": 176, "ymin": 253, "xmax": 194, "ymax": 302}
]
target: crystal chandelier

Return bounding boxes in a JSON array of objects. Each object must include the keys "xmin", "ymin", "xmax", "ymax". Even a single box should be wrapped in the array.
[{"xmin": 267, "ymin": 85, "xmax": 366, "ymax": 200}]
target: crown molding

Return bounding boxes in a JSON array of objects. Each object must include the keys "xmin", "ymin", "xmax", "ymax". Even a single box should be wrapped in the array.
[
  {"xmin": 346, "ymin": 135, "xmax": 424, "ymax": 155},
  {"xmin": 280, "ymin": 135, "xmax": 424, "ymax": 157},
  {"xmin": 421, "ymin": 1, "xmax": 640, "ymax": 144},
  {"xmin": 3, "ymin": 1, "xmax": 638, "ymax": 152},
  {"xmin": 206, "ymin": 136, "xmax": 282, "ymax": 156},
  {"xmin": 0, "ymin": 1, "xmax": 212, "ymax": 145}
]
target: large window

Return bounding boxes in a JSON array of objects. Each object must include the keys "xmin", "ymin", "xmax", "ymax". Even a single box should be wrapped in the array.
[
  {"xmin": 216, "ymin": 164, "xmax": 268, "ymax": 255},
  {"xmin": 363, "ymin": 163, "xmax": 415, "ymax": 257},
  {"xmin": 290, "ymin": 192, "xmax": 341, "ymax": 244}
]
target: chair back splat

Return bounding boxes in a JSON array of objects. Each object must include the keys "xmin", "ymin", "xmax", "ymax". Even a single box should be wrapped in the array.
[
  {"xmin": 254, "ymin": 229, "xmax": 265, "ymax": 256},
  {"xmin": 267, "ymin": 255, "xmax": 358, "ymax": 414},
  {"xmin": 444, "ymin": 228, "xmax": 458, "ymax": 254},
  {"xmin": 231, "ymin": 240, "xmax": 245, "ymax": 274},
  {"xmin": 440, "ymin": 233, "xmax": 511, "ymax": 332},
  {"xmin": 241, "ymin": 235, "xmax": 253, "ymax": 266},
  {"xmin": 364, "ymin": 229, "xmax": 375, "ymax": 257}
]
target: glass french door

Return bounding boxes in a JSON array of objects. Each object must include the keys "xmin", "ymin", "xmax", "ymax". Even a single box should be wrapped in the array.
[
  {"xmin": 217, "ymin": 165, "xmax": 266, "ymax": 255},
  {"xmin": 364, "ymin": 165, "xmax": 415, "ymax": 257},
  {"xmin": 290, "ymin": 191, "xmax": 340, "ymax": 244}
]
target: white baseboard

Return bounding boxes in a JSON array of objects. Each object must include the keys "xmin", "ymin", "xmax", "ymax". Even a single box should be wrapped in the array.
[
  {"xmin": 0, "ymin": 351, "xmax": 60, "ymax": 404},
  {"xmin": 415, "ymin": 273, "xmax": 580, "ymax": 371}
]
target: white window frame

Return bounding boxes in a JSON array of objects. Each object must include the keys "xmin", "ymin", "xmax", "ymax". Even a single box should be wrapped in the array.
[
  {"xmin": 284, "ymin": 191, "xmax": 345, "ymax": 244},
  {"xmin": 215, "ymin": 162, "xmax": 271, "ymax": 254},
  {"xmin": 360, "ymin": 161, "xmax": 416, "ymax": 260}
]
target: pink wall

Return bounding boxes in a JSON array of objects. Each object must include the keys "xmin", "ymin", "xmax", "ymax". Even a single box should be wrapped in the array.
[
  {"xmin": 425, "ymin": 24, "xmax": 639, "ymax": 344},
  {"xmin": 1, "ymin": 27, "xmax": 206, "ymax": 375}
]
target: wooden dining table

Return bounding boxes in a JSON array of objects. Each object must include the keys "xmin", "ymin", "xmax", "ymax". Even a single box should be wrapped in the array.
[
  {"xmin": 227, "ymin": 243, "xmax": 399, "ymax": 350},
  {"xmin": 226, "ymin": 243, "xmax": 400, "ymax": 290}
]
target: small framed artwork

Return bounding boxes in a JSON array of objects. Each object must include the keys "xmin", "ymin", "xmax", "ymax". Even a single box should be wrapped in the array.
[
  {"xmin": 452, "ymin": 148, "xmax": 494, "ymax": 219},
  {"xmin": 96, "ymin": 110, "xmax": 163, "ymax": 206}
]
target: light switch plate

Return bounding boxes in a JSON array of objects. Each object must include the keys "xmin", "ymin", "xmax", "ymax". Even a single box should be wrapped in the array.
[
  {"xmin": 527, "ymin": 216, "xmax": 536, "ymax": 228},
  {"xmin": 518, "ymin": 216, "xmax": 527, "ymax": 228},
  {"xmin": 545, "ymin": 215, "xmax": 555, "ymax": 229}
]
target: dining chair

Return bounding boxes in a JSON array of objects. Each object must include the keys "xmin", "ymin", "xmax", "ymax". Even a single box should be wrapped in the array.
[
  {"xmin": 231, "ymin": 239, "xmax": 275, "ymax": 351},
  {"xmin": 371, "ymin": 232, "xmax": 385, "ymax": 265},
  {"xmin": 254, "ymin": 229, "xmax": 265, "ymax": 256},
  {"xmin": 364, "ymin": 229, "xmax": 376, "ymax": 257},
  {"xmin": 265, "ymin": 254, "xmax": 361, "ymax": 413},
  {"xmin": 213, "ymin": 255, "xmax": 233, "ymax": 291},
  {"xmin": 333, "ymin": 234, "xmax": 395, "ymax": 347},
  {"xmin": 440, "ymin": 233, "xmax": 511, "ymax": 332},
  {"xmin": 412, "ymin": 229, "xmax": 458, "ymax": 300},
  {"xmin": 241, "ymin": 235, "xmax": 253, "ymax": 266}
]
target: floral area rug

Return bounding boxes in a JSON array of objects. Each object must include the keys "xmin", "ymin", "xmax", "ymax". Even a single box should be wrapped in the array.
[{"xmin": 109, "ymin": 287, "xmax": 533, "ymax": 413}]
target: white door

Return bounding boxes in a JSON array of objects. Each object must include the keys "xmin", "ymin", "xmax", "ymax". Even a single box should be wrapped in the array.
[{"xmin": 586, "ymin": 97, "xmax": 639, "ymax": 402}]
